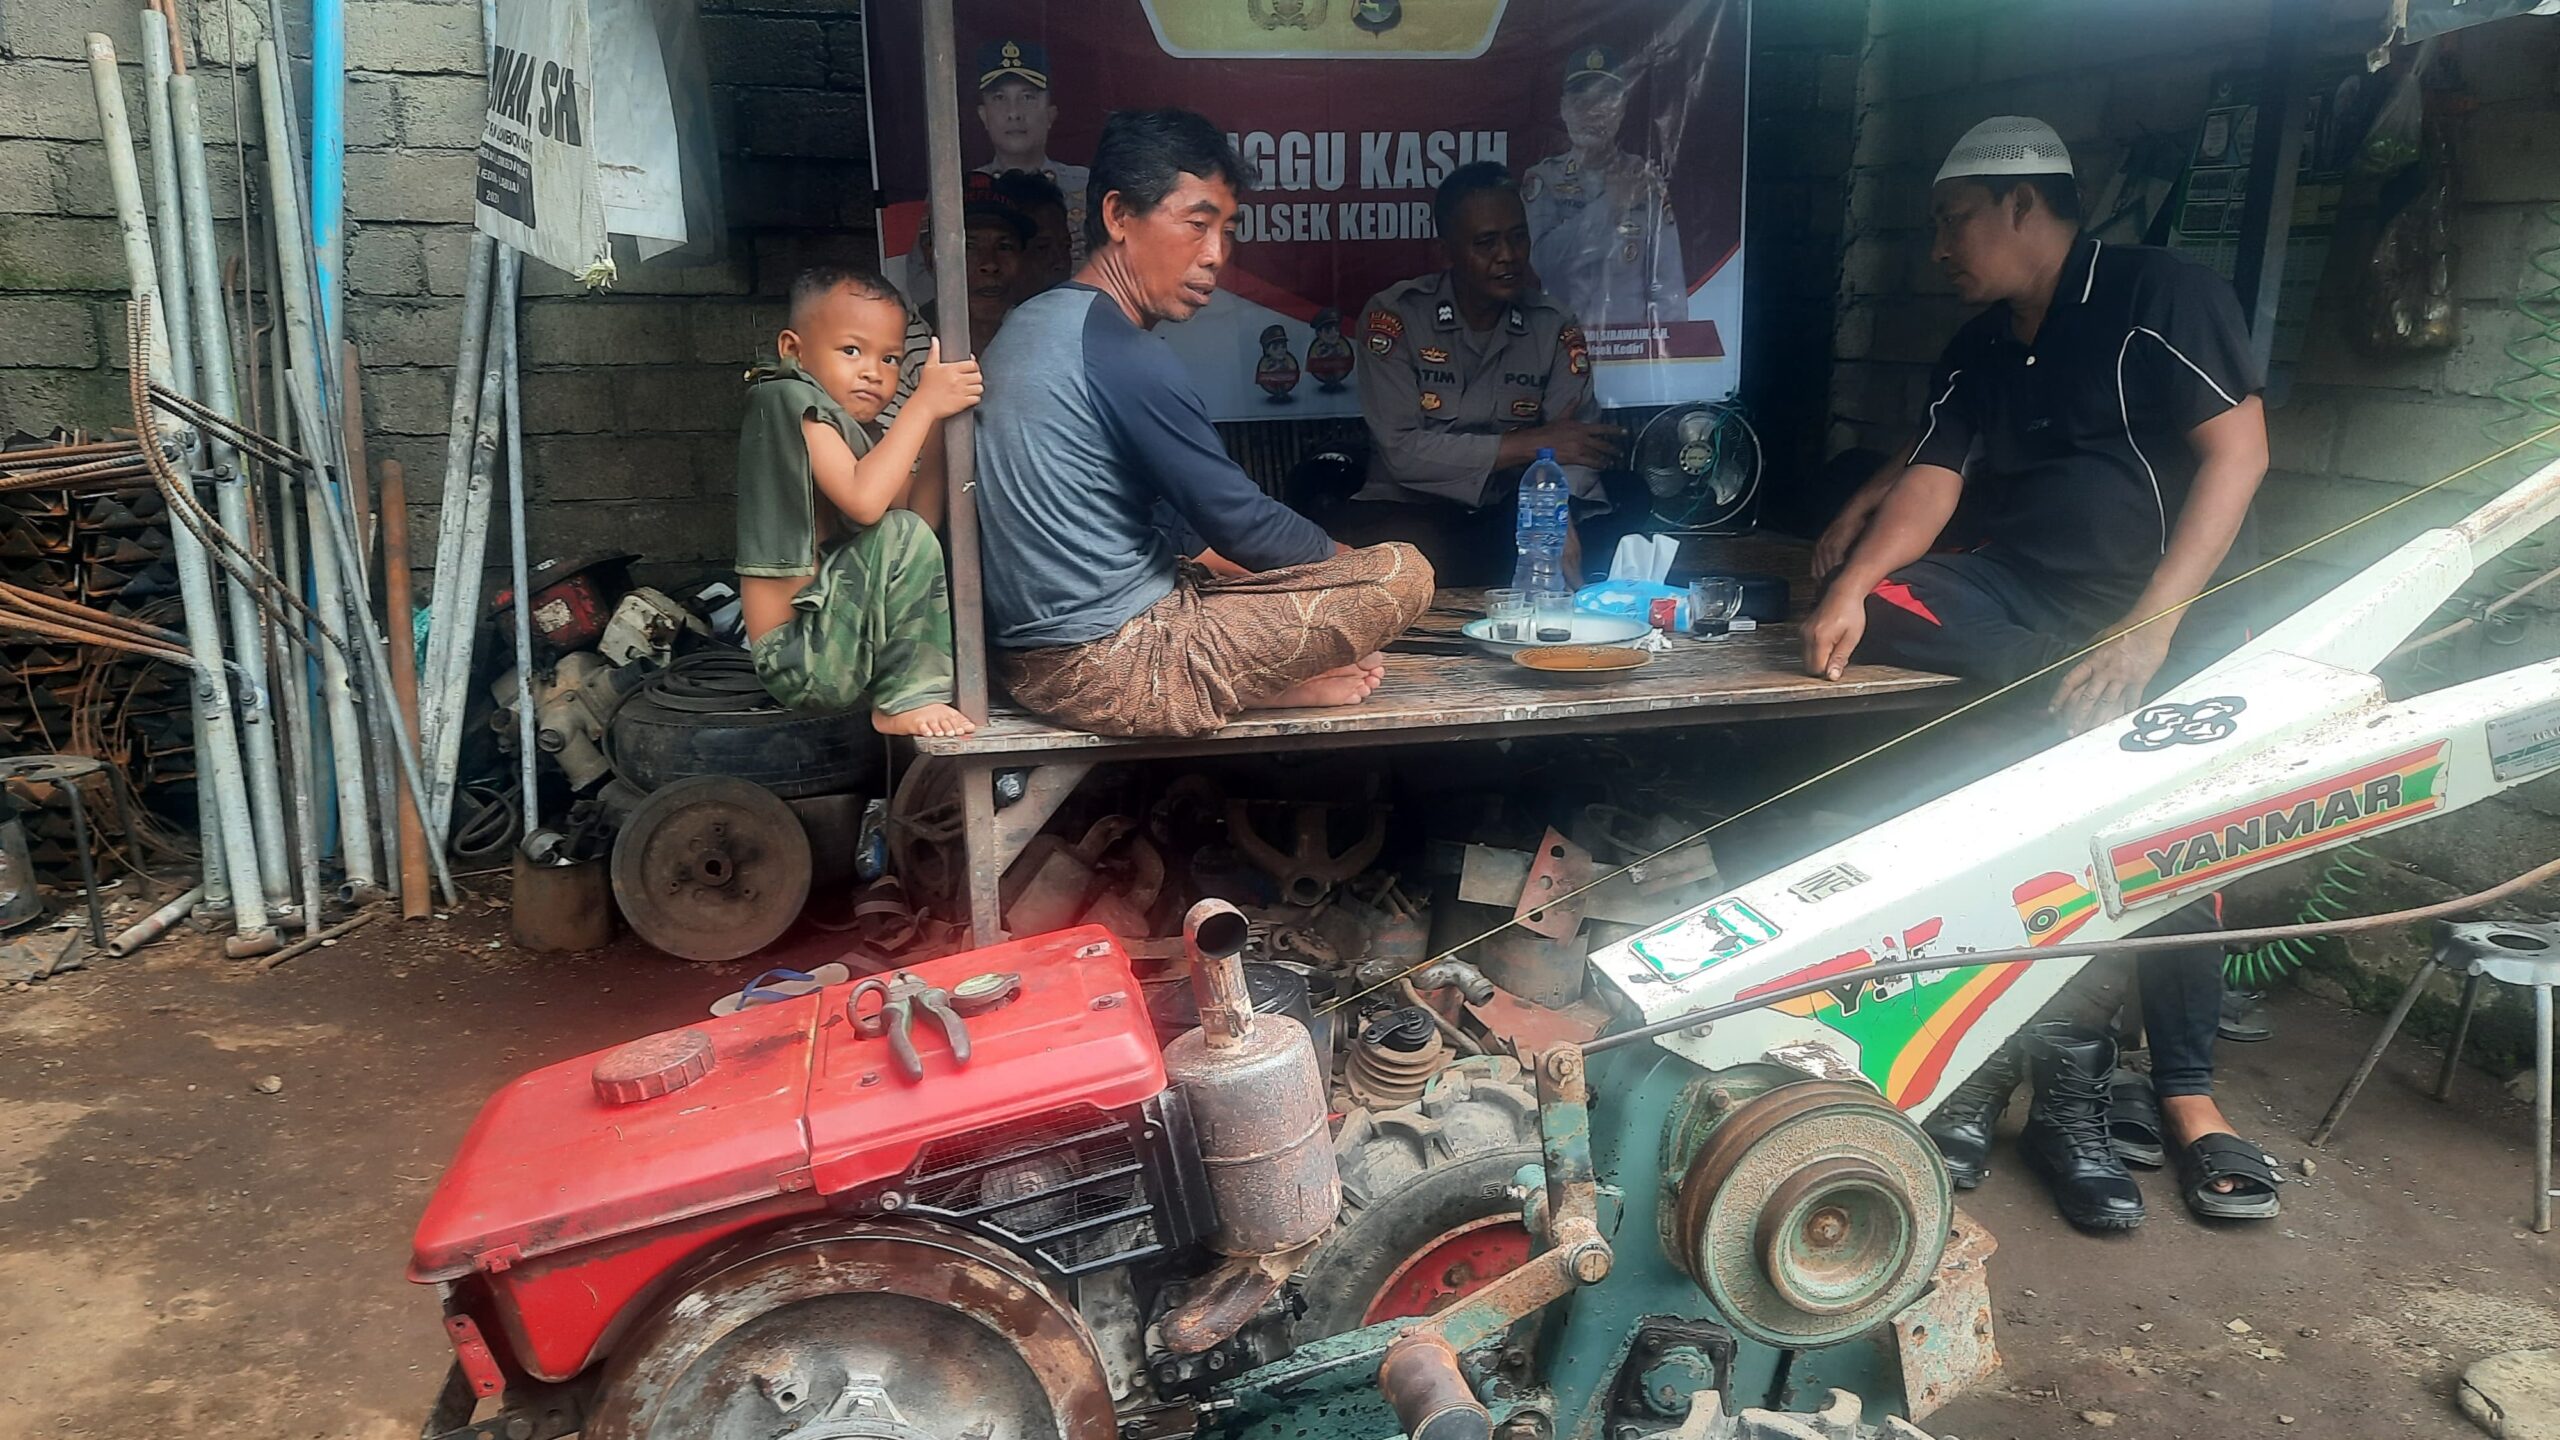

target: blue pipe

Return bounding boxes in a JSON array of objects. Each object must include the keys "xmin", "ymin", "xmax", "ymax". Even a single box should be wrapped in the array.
[{"xmin": 311, "ymin": 0, "xmax": 345, "ymax": 357}]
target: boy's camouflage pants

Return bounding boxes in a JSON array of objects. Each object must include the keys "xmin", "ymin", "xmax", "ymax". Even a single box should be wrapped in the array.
[{"xmin": 750, "ymin": 509, "xmax": 956, "ymax": 716}]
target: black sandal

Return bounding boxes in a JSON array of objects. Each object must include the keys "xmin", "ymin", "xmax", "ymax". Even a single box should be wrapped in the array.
[
  {"xmin": 2108, "ymin": 1069, "xmax": 2166, "ymax": 1169},
  {"xmin": 2174, "ymin": 1132, "xmax": 2284, "ymax": 1220}
]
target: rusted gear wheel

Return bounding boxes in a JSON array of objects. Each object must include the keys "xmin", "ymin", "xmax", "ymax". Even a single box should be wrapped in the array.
[
  {"xmin": 584, "ymin": 1218, "xmax": 1116, "ymax": 1440},
  {"xmin": 610, "ymin": 775, "xmax": 811, "ymax": 962},
  {"xmin": 1291, "ymin": 1056, "xmax": 1544, "ymax": 1341}
]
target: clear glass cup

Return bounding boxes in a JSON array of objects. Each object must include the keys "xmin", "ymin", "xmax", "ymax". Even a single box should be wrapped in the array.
[
  {"xmin": 1689, "ymin": 576, "xmax": 1744, "ymax": 635},
  {"xmin": 1533, "ymin": 591, "xmax": 1576, "ymax": 643},
  {"xmin": 1485, "ymin": 588, "xmax": 1530, "ymax": 642}
]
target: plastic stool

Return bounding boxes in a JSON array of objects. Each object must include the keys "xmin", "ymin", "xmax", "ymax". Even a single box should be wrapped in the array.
[{"xmin": 2310, "ymin": 920, "xmax": 2560, "ymax": 1231}]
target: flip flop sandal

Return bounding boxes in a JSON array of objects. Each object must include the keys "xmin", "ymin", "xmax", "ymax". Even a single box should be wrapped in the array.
[
  {"xmin": 2174, "ymin": 1131, "xmax": 2285, "ymax": 1221},
  {"xmin": 709, "ymin": 963, "xmax": 851, "ymax": 1017},
  {"xmin": 2108, "ymin": 1068, "xmax": 2167, "ymax": 1169},
  {"xmin": 2219, "ymin": 987, "xmax": 2276, "ymax": 1043}
]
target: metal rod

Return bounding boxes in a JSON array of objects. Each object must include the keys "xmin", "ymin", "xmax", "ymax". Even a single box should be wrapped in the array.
[
  {"xmin": 379, "ymin": 459, "xmax": 432, "ymax": 919},
  {"xmin": 340, "ymin": 341, "xmax": 400, "ymax": 894},
  {"xmin": 920, "ymin": 0, "xmax": 988, "ymax": 724},
  {"xmin": 420, "ymin": 234, "xmax": 495, "ymax": 797},
  {"xmin": 2310, "ymin": 958, "xmax": 2433, "ymax": 1147},
  {"xmin": 310, "ymin": 0, "xmax": 346, "ymax": 359},
  {"xmin": 271, "ymin": 467, "xmax": 323, "ymax": 940},
  {"xmin": 105, "ymin": 883, "xmax": 205, "ymax": 958},
  {"xmin": 173, "ymin": 70, "xmax": 297, "ymax": 917},
  {"xmin": 138, "ymin": 11, "xmax": 198, "ymax": 402},
  {"xmin": 259, "ymin": 906, "xmax": 376, "ymax": 970},
  {"xmin": 2539, "ymin": 984, "xmax": 2554, "ymax": 1234},
  {"xmin": 259, "ymin": 38, "xmax": 379, "ymax": 898},
  {"xmin": 2437, "ymin": 969, "xmax": 2482, "ymax": 1102},
  {"xmin": 90, "ymin": 34, "xmax": 273, "ymax": 948},
  {"xmin": 499, "ymin": 262, "xmax": 538, "ymax": 839},
  {"xmin": 426, "ymin": 249, "xmax": 517, "ymax": 845},
  {"xmin": 59, "ymin": 781, "xmax": 106, "ymax": 950}
]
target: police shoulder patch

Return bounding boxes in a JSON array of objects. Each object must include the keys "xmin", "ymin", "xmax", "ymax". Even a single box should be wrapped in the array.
[
  {"xmin": 1419, "ymin": 391, "xmax": 1443, "ymax": 412},
  {"xmin": 1562, "ymin": 324, "xmax": 1591, "ymax": 376},
  {"xmin": 1365, "ymin": 307, "xmax": 1403, "ymax": 356}
]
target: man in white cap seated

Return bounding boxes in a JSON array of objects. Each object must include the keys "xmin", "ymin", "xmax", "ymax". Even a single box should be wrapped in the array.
[{"xmin": 1802, "ymin": 116, "xmax": 2279, "ymax": 1233}]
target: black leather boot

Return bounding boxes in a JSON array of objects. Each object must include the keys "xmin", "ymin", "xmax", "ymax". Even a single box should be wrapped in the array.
[
  {"xmin": 2018, "ymin": 1021, "xmax": 2146, "ymax": 1231},
  {"xmin": 1923, "ymin": 1040, "xmax": 2023, "ymax": 1190}
]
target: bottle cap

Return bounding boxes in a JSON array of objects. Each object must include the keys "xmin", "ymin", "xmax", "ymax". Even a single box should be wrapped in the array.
[{"xmin": 1537, "ymin": 447, "xmax": 1556, "ymax": 461}]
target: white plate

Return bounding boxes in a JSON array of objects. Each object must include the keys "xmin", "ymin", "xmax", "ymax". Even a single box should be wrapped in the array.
[{"xmin": 1461, "ymin": 614, "xmax": 1650, "ymax": 654}]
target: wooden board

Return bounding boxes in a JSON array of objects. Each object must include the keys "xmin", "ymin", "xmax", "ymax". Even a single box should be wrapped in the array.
[{"xmin": 919, "ymin": 598, "xmax": 1955, "ymax": 762}]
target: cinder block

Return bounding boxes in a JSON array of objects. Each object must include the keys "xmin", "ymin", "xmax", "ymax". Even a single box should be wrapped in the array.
[
  {"xmin": 360, "ymin": 363, "xmax": 456, "ymax": 435},
  {"xmin": 686, "ymin": 298, "xmax": 786, "ymax": 366},
  {"xmin": 823, "ymin": 16, "xmax": 869, "ymax": 88},
  {"xmin": 0, "ymin": 61, "xmax": 107, "ymax": 140},
  {"xmin": 2332, "ymin": 394, "xmax": 2517, "ymax": 494},
  {"xmin": 373, "ymin": 433, "xmax": 448, "ymax": 510},
  {"xmin": 1815, "ymin": 54, "xmax": 1861, "ymax": 114},
  {"xmin": 2248, "ymin": 469, "xmax": 2468, "ymax": 570},
  {"xmin": 0, "ymin": 141, "xmax": 64, "ymax": 215},
  {"xmin": 2442, "ymin": 303, "xmax": 2531, "ymax": 400},
  {"xmin": 520, "ymin": 298, "xmax": 692, "ymax": 365},
  {"xmin": 517, "ymin": 368, "xmax": 618, "ymax": 433},
  {"xmin": 2263, "ymin": 392, "xmax": 2339, "ymax": 474},
  {"xmin": 722, "ymin": 155, "xmax": 858, "ymax": 229},
  {"xmin": 344, "ymin": 149, "xmax": 478, "ymax": 224},
  {"xmin": 0, "ymin": 297, "xmax": 99, "ymax": 367},
  {"xmin": 0, "ymin": 215, "xmax": 131, "ymax": 290},
  {"xmin": 1867, "ymin": 23, "xmax": 1978, "ymax": 102},
  {"xmin": 396, "ymin": 74, "xmax": 489, "ymax": 150},
  {"xmin": 737, "ymin": 90, "xmax": 871, "ymax": 162},
  {"xmin": 1839, "ymin": 235, "xmax": 1905, "ymax": 297},
  {"xmin": 615, "ymin": 365, "xmax": 747, "ymax": 433},
  {"xmin": 2465, "ymin": 105, "xmax": 2560, "ymax": 205},
  {"xmin": 699, "ymin": 15, "xmax": 828, "ymax": 89},
  {"xmin": 349, "ymin": 297, "xmax": 464, "ymax": 367},
  {"xmin": 185, "ymin": 0, "xmax": 271, "ymax": 66},
  {"xmin": 753, "ymin": 230, "xmax": 882, "ymax": 296},
  {"xmin": 0, "ymin": 366, "xmax": 128, "ymax": 433},
  {"xmin": 1, "ymin": 0, "xmax": 150, "ymax": 62},
  {"xmin": 346, "ymin": 224, "xmax": 428, "ymax": 296},
  {"xmin": 2453, "ymin": 206, "xmax": 2537, "ymax": 303},
  {"xmin": 344, "ymin": 76, "xmax": 402, "ymax": 148},
  {"xmin": 526, "ymin": 498, "xmax": 736, "ymax": 567},
  {"xmin": 344, "ymin": 3, "xmax": 484, "ymax": 75},
  {"xmin": 417, "ymin": 224, "xmax": 482, "ymax": 295},
  {"xmin": 1866, "ymin": 297, "xmax": 1967, "ymax": 366},
  {"xmin": 521, "ymin": 237, "xmax": 753, "ymax": 298},
  {"xmin": 525, "ymin": 436, "xmax": 698, "ymax": 502}
]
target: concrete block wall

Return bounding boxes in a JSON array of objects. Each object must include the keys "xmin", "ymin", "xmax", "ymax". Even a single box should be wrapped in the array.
[
  {"xmin": 1, "ymin": 0, "xmax": 882, "ymax": 597},
  {"xmin": 1832, "ymin": 0, "xmax": 2560, "ymax": 1041}
]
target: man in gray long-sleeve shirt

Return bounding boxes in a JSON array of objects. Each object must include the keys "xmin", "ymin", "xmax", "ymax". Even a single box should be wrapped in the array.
[
  {"xmin": 1330, "ymin": 163, "xmax": 1625, "ymax": 587},
  {"xmin": 974, "ymin": 109, "xmax": 1435, "ymax": 738}
]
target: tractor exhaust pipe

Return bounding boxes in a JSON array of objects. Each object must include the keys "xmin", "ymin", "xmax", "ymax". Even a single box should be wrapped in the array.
[{"xmin": 1157, "ymin": 900, "xmax": 1342, "ymax": 1353}]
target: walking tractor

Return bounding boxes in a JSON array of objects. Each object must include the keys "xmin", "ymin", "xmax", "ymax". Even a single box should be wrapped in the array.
[{"xmin": 412, "ymin": 462, "xmax": 2560, "ymax": 1440}]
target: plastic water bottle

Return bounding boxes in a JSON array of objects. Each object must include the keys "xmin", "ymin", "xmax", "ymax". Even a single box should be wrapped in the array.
[{"xmin": 1514, "ymin": 448, "xmax": 1570, "ymax": 595}]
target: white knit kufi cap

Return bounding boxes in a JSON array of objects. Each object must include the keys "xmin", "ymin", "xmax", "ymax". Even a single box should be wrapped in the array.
[{"xmin": 1935, "ymin": 115, "xmax": 2073, "ymax": 184}]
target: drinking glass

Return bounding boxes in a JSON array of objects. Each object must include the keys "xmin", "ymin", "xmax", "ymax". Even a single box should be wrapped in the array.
[
  {"xmin": 1533, "ymin": 591, "xmax": 1576, "ymax": 643},
  {"xmin": 1688, "ymin": 577, "xmax": 1744, "ymax": 635},
  {"xmin": 1485, "ymin": 588, "xmax": 1529, "ymax": 642}
]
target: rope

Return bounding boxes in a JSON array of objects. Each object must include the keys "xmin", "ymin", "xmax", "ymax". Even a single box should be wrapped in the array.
[{"xmin": 1316, "ymin": 421, "xmax": 2560, "ymax": 1022}]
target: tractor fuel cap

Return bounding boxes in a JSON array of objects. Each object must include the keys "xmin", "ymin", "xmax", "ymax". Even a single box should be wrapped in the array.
[
  {"xmin": 592, "ymin": 1028, "xmax": 716, "ymax": 1105},
  {"xmin": 949, "ymin": 971, "xmax": 1023, "ymax": 1015}
]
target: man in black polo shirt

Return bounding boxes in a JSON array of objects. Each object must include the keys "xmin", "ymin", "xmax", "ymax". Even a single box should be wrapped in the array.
[{"xmin": 1808, "ymin": 117, "xmax": 2279, "ymax": 1231}]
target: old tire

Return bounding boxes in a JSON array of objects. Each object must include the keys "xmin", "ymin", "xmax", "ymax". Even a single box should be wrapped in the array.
[
  {"xmin": 1292, "ymin": 1056, "xmax": 1544, "ymax": 1342},
  {"xmin": 605, "ymin": 650, "xmax": 879, "ymax": 800}
]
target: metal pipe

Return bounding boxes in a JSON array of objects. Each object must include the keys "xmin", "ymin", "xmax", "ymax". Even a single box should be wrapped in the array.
[
  {"xmin": 500, "ymin": 263, "xmax": 538, "ymax": 840},
  {"xmin": 259, "ymin": 906, "xmax": 376, "ymax": 970},
  {"xmin": 920, "ymin": 0, "xmax": 988, "ymax": 724},
  {"xmin": 311, "ymin": 0, "xmax": 346, "ymax": 358},
  {"xmin": 420, "ymin": 234, "xmax": 495, "ymax": 786},
  {"xmin": 105, "ymin": 884, "xmax": 204, "ymax": 958},
  {"xmin": 379, "ymin": 459, "xmax": 431, "ymax": 919},
  {"xmin": 425, "ymin": 249, "xmax": 517, "ymax": 845},
  {"xmin": 271, "ymin": 471, "xmax": 322, "ymax": 940},
  {"xmin": 173, "ymin": 71, "xmax": 297, "ymax": 918},
  {"xmin": 138, "ymin": 11, "xmax": 197, "ymax": 401},
  {"xmin": 89, "ymin": 36, "xmax": 273, "ymax": 948},
  {"xmin": 259, "ymin": 39, "xmax": 379, "ymax": 897}
]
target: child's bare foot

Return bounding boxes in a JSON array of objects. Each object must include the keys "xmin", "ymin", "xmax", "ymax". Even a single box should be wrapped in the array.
[
  {"xmin": 873, "ymin": 703, "xmax": 976, "ymax": 737},
  {"xmin": 1249, "ymin": 671, "xmax": 1379, "ymax": 710},
  {"xmin": 1352, "ymin": 651, "xmax": 1386, "ymax": 676}
]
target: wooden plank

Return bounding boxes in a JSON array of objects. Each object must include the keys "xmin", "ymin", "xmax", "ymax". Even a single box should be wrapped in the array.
[{"xmin": 918, "ymin": 617, "xmax": 1954, "ymax": 761}]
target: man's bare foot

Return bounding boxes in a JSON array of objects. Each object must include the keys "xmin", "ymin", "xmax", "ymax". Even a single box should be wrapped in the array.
[
  {"xmin": 1353, "ymin": 651, "xmax": 1386, "ymax": 675},
  {"xmin": 2160, "ymin": 1093, "xmax": 2240, "ymax": 1193},
  {"xmin": 1249, "ymin": 672, "xmax": 1378, "ymax": 710},
  {"xmin": 873, "ymin": 703, "xmax": 977, "ymax": 737}
]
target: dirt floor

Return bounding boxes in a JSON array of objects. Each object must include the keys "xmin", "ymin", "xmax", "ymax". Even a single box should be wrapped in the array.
[{"xmin": 5, "ymin": 899, "xmax": 2560, "ymax": 1439}]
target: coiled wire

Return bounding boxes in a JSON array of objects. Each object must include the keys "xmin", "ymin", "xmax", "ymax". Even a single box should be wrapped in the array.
[{"xmin": 2225, "ymin": 843, "xmax": 2377, "ymax": 985}]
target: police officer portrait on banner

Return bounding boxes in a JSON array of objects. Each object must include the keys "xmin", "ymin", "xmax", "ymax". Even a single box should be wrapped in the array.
[
  {"xmin": 973, "ymin": 38, "xmax": 1090, "ymax": 265},
  {"xmin": 1330, "ymin": 162, "xmax": 1627, "ymax": 588},
  {"xmin": 1523, "ymin": 45, "xmax": 1687, "ymax": 335}
]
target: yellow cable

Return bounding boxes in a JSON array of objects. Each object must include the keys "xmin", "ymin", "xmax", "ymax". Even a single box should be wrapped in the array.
[{"xmin": 1315, "ymin": 421, "xmax": 2560, "ymax": 1020}]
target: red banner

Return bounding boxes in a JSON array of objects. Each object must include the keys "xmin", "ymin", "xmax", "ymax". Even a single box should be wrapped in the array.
[{"xmin": 864, "ymin": 0, "xmax": 1747, "ymax": 419}]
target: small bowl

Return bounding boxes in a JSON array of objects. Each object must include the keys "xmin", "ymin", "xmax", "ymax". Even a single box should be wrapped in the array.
[
  {"xmin": 1512, "ymin": 644, "xmax": 1653, "ymax": 681},
  {"xmin": 1461, "ymin": 613, "xmax": 1649, "ymax": 654}
]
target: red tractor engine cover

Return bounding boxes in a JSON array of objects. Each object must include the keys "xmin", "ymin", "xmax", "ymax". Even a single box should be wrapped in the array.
[{"xmin": 410, "ymin": 927, "xmax": 1164, "ymax": 1381}]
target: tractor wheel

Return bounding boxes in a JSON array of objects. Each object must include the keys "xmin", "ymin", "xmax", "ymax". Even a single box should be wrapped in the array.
[{"xmin": 1292, "ymin": 1056, "xmax": 1544, "ymax": 1341}]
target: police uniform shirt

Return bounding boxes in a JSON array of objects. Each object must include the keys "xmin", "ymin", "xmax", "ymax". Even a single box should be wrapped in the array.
[
  {"xmin": 1355, "ymin": 271, "xmax": 1601, "ymax": 511},
  {"xmin": 1522, "ymin": 151, "xmax": 1685, "ymax": 330},
  {"xmin": 976, "ymin": 159, "xmax": 1090, "ymax": 264},
  {"xmin": 1908, "ymin": 236, "xmax": 2263, "ymax": 609}
]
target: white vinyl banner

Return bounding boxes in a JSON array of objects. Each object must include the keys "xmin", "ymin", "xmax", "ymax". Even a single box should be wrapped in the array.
[{"xmin": 476, "ymin": 0, "xmax": 608, "ymax": 279}]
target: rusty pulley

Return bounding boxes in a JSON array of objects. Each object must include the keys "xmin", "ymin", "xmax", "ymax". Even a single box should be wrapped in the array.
[{"xmin": 609, "ymin": 775, "xmax": 811, "ymax": 962}]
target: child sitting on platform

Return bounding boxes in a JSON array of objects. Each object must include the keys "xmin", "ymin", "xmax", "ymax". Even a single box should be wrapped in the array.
[{"xmin": 734, "ymin": 264, "xmax": 981, "ymax": 738}]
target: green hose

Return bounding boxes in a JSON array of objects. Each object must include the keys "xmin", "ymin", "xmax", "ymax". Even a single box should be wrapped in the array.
[{"xmin": 2224, "ymin": 843, "xmax": 2378, "ymax": 985}]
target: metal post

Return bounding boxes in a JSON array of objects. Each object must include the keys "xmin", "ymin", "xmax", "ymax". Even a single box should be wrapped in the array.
[
  {"xmin": 138, "ymin": 10, "xmax": 197, "ymax": 402},
  {"xmin": 2537, "ymin": 983, "xmax": 2553, "ymax": 1234},
  {"xmin": 2310, "ymin": 956, "xmax": 2435, "ymax": 1146},
  {"xmin": 499, "ymin": 262, "xmax": 539, "ymax": 839},
  {"xmin": 259, "ymin": 39, "xmax": 380, "ymax": 898},
  {"xmin": 425, "ymin": 249, "xmax": 517, "ymax": 846},
  {"xmin": 420, "ymin": 235, "xmax": 494, "ymax": 808},
  {"xmin": 378, "ymin": 459, "xmax": 432, "ymax": 919},
  {"xmin": 920, "ymin": 0, "xmax": 988, "ymax": 726},
  {"xmin": 271, "ymin": 476, "xmax": 323, "ymax": 937},
  {"xmin": 87, "ymin": 32, "xmax": 275, "ymax": 949},
  {"xmin": 2231, "ymin": 0, "xmax": 2316, "ymax": 377},
  {"xmin": 173, "ymin": 71, "xmax": 297, "ymax": 917},
  {"xmin": 311, "ymin": 0, "xmax": 346, "ymax": 358},
  {"xmin": 2436, "ymin": 970, "xmax": 2483, "ymax": 1101}
]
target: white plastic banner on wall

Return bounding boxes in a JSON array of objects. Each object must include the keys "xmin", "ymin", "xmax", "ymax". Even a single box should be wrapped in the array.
[{"xmin": 476, "ymin": 0, "xmax": 609, "ymax": 279}]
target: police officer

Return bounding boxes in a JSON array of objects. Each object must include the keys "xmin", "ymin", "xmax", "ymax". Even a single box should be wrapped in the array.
[
  {"xmin": 973, "ymin": 39, "xmax": 1090, "ymax": 265},
  {"xmin": 1523, "ymin": 46, "xmax": 1686, "ymax": 332},
  {"xmin": 1331, "ymin": 162, "xmax": 1625, "ymax": 586}
]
